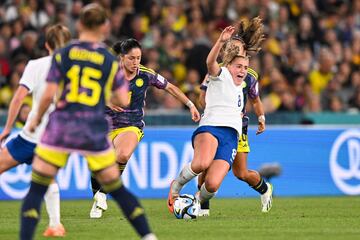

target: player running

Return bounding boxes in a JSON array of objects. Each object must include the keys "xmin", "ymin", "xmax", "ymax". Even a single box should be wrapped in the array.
[
  {"xmin": 168, "ymin": 25, "xmax": 248, "ymax": 212},
  {"xmin": 89, "ymin": 38, "xmax": 201, "ymax": 218},
  {"xmin": 0, "ymin": 24, "xmax": 71, "ymax": 237},
  {"xmin": 197, "ymin": 17, "xmax": 272, "ymax": 215},
  {"xmin": 19, "ymin": 4, "xmax": 157, "ymax": 240}
]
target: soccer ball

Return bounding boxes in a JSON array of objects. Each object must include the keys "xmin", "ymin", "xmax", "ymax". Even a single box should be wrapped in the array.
[{"xmin": 173, "ymin": 194, "xmax": 200, "ymax": 219}]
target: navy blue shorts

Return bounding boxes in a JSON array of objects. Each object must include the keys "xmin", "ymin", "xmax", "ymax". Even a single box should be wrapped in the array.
[
  {"xmin": 6, "ymin": 135, "xmax": 36, "ymax": 165},
  {"xmin": 192, "ymin": 126, "xmax": 238, "ymax": 166}
]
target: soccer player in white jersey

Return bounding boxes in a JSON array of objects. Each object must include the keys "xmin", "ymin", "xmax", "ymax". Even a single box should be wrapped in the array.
[
  {"xmin": 198, "ymin": 17, "xmax": 273, "ymax": 215},
  {"xmin": 0, "ymin": 24, "xmax": 71, "ymax": 237},
  {"xmin": 168, "ymin": 26, "xmax": 250, "ymax": 213}
]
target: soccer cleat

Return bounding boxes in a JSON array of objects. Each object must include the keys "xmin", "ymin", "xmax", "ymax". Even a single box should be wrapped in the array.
[
  {"xmin": 198, "ymin": 209, "xmax": 210, "ymax": 217},
  {"xmin": 94, "ymin": 191, "xmax": 108, "ymax": 211},
  {"xmin": 167, "ymin": 180, "xmax": 178, "ymax": 213},
  {"xmin": 43, "ymin": 223, "xmax": 66, "ymax": 237},
  {"xmin": 90, "ymin": 191, "xmax": 107, "ymax": 218},
  {"xmin": 90, "ymin": 201, "xmax": 103, "ymax": 219},
  {"xmin": 261, "ymin": 183, "xmax": 273, "ymax": 213}
]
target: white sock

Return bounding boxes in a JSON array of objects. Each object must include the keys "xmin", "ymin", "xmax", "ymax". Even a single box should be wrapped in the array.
[
  {"xmin": 141, "ymin": 233, "xmax": 158, "ymax": 240},
  {"xmin": 199, "ymin": 183, "xmax": 216, "ymax": 203},
  {"xmin": 173, "ymin": 163, "xmax": 198, "ymax": 193},
  {"xmin": 44, "ymin": 182, "xmax": 61, "ymax": 227}
]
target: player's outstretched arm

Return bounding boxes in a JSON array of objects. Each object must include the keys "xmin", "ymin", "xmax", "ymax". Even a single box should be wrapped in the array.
[
  {"xmin": 165, "ymin": 82, "xmax": 201, "ymax": 122},
  {"xmin": 28, "ymin": 82, "xmax": 58, "ymax": 133},
  {"xmin": 250, "ymin": 96, "xmax": 266, "ymax": 135},
  {"xmin": 206, "ymin": 26, "xmax": 235, "ymax": 76},
  {"xmin": 0, "ymin": 86, "xmax": 29, "ymax": 145}
]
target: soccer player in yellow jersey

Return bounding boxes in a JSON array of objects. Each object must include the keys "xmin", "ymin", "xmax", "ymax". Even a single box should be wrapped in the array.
[
  {"xmin": 20, "ymin": 4, "xmax": 157, "ymax": 240},
  {"xmin": 90, "ymin": 38, "xmax": 201, "ymax": 218}
]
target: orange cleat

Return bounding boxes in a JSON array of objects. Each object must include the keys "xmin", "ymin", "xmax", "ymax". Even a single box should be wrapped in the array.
[
  {"xmin": 43, "ymin": 223, "xmax": 66, "ymax": 237},
  {"xmin": 167, "ymin": 180, "xmax": 178, "ymax": 213}
]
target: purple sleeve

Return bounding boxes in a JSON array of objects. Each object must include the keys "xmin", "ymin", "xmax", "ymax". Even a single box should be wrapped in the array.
[
  {"xmin": 149, "ymin": 72, "xmax": 168, "ymax": 89},
  {"xmin": 112, "ymin": 66, "xmax": 128, "ymax": 91},
  {"xmin": 46, "ymin": 53, "xmax": 63, "ymax": 84},
  {"xmin": 248, "ymin": 77, "xmax": 260, "ymax": 100}
]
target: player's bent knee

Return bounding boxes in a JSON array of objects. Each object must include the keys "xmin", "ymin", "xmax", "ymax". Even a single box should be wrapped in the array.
[
  {"xmin": 204, "ymin": 180, "xmax": 220, "ymax": 193},
  {"xmin": 95, "ymin": 164, "xmax": 119, "ymax": 183},
  {"xmin": 191, "ymin": 161, "xmax": 211, "ymax": 173},
  {"xmin": 234, "ymin": 171, "xmax": 248, "ymax": 181},
  {"xmin": 115, "ymin": 151, "xmax": 131, "ymax": 164},
  {"xmin": 0, "ymin": 151, "xmax": 18, "ymax": 174}
]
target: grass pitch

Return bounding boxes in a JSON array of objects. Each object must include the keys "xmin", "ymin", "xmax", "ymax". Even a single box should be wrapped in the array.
[{"xmin": 0, "ymin": 196, "xmax": 359, "ymax": 240}]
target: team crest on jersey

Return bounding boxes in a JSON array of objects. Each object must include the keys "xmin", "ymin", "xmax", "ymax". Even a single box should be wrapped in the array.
[
  {"xmin": 135, "ymin": 78, "xmax": 144, "ymax": 87},
  {"xmin": 241, "ymin": 81, "xmax": 247, "ymax": 88}
]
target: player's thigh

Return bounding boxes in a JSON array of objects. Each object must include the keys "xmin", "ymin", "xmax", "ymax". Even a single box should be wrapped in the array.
[
  {"xmin": 32, "ymin": 155, "xmax": 59, "ymax": 177},
  {"xmin": 85, "ymin": 148, "xmax": 117, "ymax": 173},
  {"xmin": 110, "ymin": 127, "xmax": 143, "ymax": 161},
  {"xmin": 35, "ymin": 144, "xmax": 69, "ymax": 171},
  {"xmin": 113, "ymin": 131, "xmax": 139, "ymax": 159},
  {"xmin": 204, "ymin": 160, "xmax": 230, "ymax": 192},
  {"xmin": 193, "ymin": 133, "xmax": 218, "ymax": 167},
  {"xmin": 0, "ymin": 147, "xmax": 19, "ymax": 173},
  {"xmin": 94, "ymin": 163, "xmax": 119, "ymax": 184}
]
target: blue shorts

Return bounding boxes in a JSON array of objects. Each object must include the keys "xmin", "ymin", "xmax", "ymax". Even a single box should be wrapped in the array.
[
  {"xmin": 6, "ymin": 135, "xmax": 36, "ymax": 165},
  {"xmin": 192, "ymin": 126, "xmax": 238, "ymax": 166}
]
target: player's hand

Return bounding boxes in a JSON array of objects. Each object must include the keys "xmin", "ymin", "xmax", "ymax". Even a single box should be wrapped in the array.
[
  {"xmin": 108, "ymin": 103, "xmax": 124, "ymax": 112},
  {"xmin": 190, "ymin": 106, "xmax": 201, "ymax": 122},
  {"xmin": 28, "ymin": 117, "xmax": 41, "ymax": 133},
  {"xmin": 219, "ymin": 26, "xmax": 235, "ymax": 43},
  {"xmin": 0, "ymin": 129, "xmax": 10, "ymax": 149},
  {"xmin": 256, "ymin": 121, "xmax": 265, "ymax": 135}
]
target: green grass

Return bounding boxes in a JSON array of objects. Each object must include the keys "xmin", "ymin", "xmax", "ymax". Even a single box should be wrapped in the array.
[{"xmin": 0, "ymin": 196, "xmax": 359, "ymax": 240}]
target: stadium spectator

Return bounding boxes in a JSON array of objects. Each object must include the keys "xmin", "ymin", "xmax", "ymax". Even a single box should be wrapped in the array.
[{"xmin": 0, "ymin": 0, "xmax": 359, "ymax": 114}]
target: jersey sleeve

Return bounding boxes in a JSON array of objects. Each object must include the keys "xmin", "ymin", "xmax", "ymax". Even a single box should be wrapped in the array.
[
  {"xmin": 112, "ymin": 65, "xmax": 128, "ymax": 91},
  {"xmin": 149, "ymin": 72, "xmax": 168, "ymax": 89},
  {"xmin": 46, "ymin": 51, "xmax": 63, "ymax": 84},
  {"xmin": 19, "ymin": 60, "xmax": 35, "ymax": 93},
  {"xmin": 247, "ymin": 69, "xmax": 260, "ymax": 99},
  {"xmin": 200, "ymin": 74, "xmax": 209, "ymax": 91}
]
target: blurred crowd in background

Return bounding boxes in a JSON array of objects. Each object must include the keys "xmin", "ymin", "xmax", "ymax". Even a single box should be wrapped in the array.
[{"xmin": 0, "ymin": 0, "xmax": 359, "ymax": 125}]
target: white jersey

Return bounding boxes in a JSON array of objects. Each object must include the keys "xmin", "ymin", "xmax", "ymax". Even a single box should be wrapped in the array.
[
  {"xmin": 19, "ymin": 56, "xmax": 54, "ymax": 143},
  {"xmin": 200, "ymin": 67, "xmax": 244, "ymax": 136}
]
